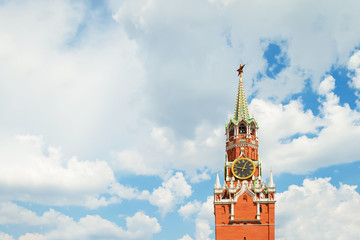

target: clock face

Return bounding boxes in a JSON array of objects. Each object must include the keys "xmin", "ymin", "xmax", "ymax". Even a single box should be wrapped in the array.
[{"xmin": 232, "ymin": 158, "xmax": 255, "ymax": 179}]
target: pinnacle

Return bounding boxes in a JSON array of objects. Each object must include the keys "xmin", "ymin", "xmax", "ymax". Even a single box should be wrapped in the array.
[
  {"xmin": 268, "ymin": 169, "xmax": 275, "ymax": 188},
  {"xmin": 214, "ymin": 171, "xmax": 221, "ymax": 189}
]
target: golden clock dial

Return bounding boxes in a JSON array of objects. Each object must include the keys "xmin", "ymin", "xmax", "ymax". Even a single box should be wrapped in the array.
[{"xmin": 231, "ymin": 158, "xmax": 255, "ymax": 179}]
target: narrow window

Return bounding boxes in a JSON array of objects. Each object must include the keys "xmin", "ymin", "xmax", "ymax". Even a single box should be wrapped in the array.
[
  {"xmin": 239, "ymin": 124, "xmax": 246, "ymax": 134},
  {"xmin": 229, "ymin": 129, "xmax": 234, "ymax": 137}
]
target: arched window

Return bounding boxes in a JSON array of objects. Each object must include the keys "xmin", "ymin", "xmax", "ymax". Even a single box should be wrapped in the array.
[
  {"xmin": 239, "ymin": 124, "xmax": 246, "ymax": 134},
  {"xmin": 229, "ymin": 128, "xmax": 234, "ymax": 137},
  {"xmin": 221, "ymin": 206, "xmax": 226, "ymax": 214}
]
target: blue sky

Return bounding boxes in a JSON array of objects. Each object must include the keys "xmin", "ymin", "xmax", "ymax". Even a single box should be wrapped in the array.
[{"xmin": 0, "ymin": 0, "xmax": 360, "ymax": 239}]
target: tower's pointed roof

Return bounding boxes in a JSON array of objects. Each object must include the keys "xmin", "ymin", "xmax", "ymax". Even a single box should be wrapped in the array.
[
  {"xmin": 268, "ymin": 169, "xmax": 275, "ymax": 188},
  {"xmin": 234, "ymin": 74, "xmax": 250, "ymax": 121},
  {"xmin": 226, "ymin": 64, "xmax": 258, "ymax": 128},
  {"xmin": 214, "ymin": 171, "xmax": 221, "ymax": 189}
]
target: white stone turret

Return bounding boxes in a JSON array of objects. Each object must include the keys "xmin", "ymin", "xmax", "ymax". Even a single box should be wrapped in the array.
[
  {"xmin": 268, "ymin": 169, "xmax": 275, "ymax": 193},
  {"xmin": 214, "ymin": 172, "xmax": 222, "ymax": 194},
  {"xmin": 215, "ymin": 172, "xmax": 221, "ymax": 189}
]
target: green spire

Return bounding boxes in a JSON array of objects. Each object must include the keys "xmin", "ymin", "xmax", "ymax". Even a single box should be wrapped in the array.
[{"xmin": 233, "ymin": 75, "xmax": 250, "ymax": 121}]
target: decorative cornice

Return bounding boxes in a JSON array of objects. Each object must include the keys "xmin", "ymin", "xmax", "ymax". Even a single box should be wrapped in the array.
[
  {"xmin": 226, "ymin": 141, "xmax": 258, "ymax": 151},
  {"xmin": 253, "ymin": 199, "xmax": 277, "ymax": 204}
]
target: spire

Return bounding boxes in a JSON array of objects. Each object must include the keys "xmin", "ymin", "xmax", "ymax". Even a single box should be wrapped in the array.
[
  {"xmin": 214, "ymin": 171, "xmax": 221, "ymax": 189},
  {"xmin": 268, "ymin": 169, "xmax": 275, "ymax": 193},
  {"xmin": 234, "ymin": 64, "xmax": 250, "ymax": 121}
]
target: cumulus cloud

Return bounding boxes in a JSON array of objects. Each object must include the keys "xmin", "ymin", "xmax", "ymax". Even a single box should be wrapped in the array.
[
  {"xmin": 0, "ymin": 203, "xmax": 161, "ymax": 240},
  {"xmin": 109, "ymin": 0, "xmax": 360, "ymax": 106},
  {"xmin": 0, "ymin": 232, "xmax": 15, "ymax": 240},
  {"xmin": 113, "ymin": 68, "xmax": 360, "ymax": 179},
  {"xmin": 112, "ymin": 123, "xmax": 224, "ymax": 180},
  {"xmin": 318, "ymin": 75, "xmax": 335, "ymax": 95},
  {"xmin": 1, "ymin": 0, "xmax": 359, "ymax": 188},
  {"xmin": 178, "ymin": 196, "xmax": 214, "ymax": 240},
  {"xmin": 0, "ymin": 135, "xmax": 115, "ymax": 207},
  {"xmin": 108, "ymin": 182, "xmax": 150, "ymax": 200},
  {"xmin": 178, "ymin": 201, "xmax": 201, "ymax": 220},
  {"xmin": 276, "ymin": 178, "xmax": 360, "ymax": 239},
  {"xmin": 18, "ymin": 233, "xmax": 45, "ymax": 240},
  {"xmin": 178, "ymin": 235, "xmax": 194, "ymax": 240},
  {"xmin": 348, "ymin": 50, "xmax": 360, "ymax": 89},
  {"xmin": 347, "ymin": 50, "xmax": 360, "ymax": 110},
  {"xmin": 1, "ymin": 0, "xmax": 360, "ymax": 238},
  {"xmin": 250, "ymin": 74, "xmax": 360, "ymax": 175},
  {"xmin": 0, "ymin": 133, "xmax": 192, "ymax": 214},
  {"xmin": 0, "ymin": 0, "xmax": 146, "ymax": 161},
  {"xmin": 149, "ymin": 172, "xmax": 192, "ymax": 216}
]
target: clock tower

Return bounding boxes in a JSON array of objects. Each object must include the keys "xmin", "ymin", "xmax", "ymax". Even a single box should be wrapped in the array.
[{"xmin": 214, "ymin": 64, "xmax": 276, "ymax": 240}]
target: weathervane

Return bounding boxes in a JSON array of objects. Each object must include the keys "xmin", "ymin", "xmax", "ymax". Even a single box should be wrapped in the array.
[{"xmin": 237, "ymin": 63, "xmax": 245, "ymax": 76}]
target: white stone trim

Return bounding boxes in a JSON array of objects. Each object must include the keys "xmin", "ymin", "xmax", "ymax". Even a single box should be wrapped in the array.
[
  {"xmin": 226, "ymin": 141, "xmax": 258, "ymax": 151},
  {"xmin": 234, "ymin": 180, "xmax": 256, "ymax": 202}
]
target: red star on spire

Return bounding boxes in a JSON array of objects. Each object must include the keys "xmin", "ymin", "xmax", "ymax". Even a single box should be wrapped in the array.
[{"xmin": 237, "ymin": 64, "xmax": 245, "ymax": 76}]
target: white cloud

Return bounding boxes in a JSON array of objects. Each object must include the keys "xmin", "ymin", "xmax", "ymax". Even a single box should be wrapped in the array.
[
  {"xmin": 108, "ymin": 182, "xmax": 150, "ymax": 200},
  {"xmin": 111, "ymin": 51, "xmax": 359, "ymax": 180},
  {"xmin": 1, "ymin": 0, "xmax": 359, "ymax": 189},
  {"xmin": 318, "ymin": 75, "xmax": 335, "ymax": 95},
  {"xmin": 190, "ymin": 170, "xmax": 211, "ymax": 184},
  {"xmin": 0, "ymin": 133, "xmax": 192, "ymax": 214},
  {"xmin": 112, "ymin": 150, "xmax": 162, "ymax": 176},
  {"xmin": 113, "ymin": 123, "xmax": 224, "ymax": 180},
  {"xmin": 178, "ymin": 235, "xmax": 194, "ymax": 240},
  {"xmin": 125, "ymin": 212, "xmax": 162, "ymax": 239},
  {"xmin": 0, "ymin": 1, "xmax": 359, "ymax": 238},
  {"xmin": 109, "ymin": 0, "xmax": 360, "ymax": 103},
  {"xmin": 250, "ymin": 74, "xmax": 360, "ymax": 175},
  {"xmin": 0, "ymin": 135, "xmax": 115, "ymax": 207},
  {"xmin": 0, "ymin": 232, "xmax": 15, "ymax": 240},
  {"xmin": 45, "ymin": 212, "xmax": 161, "ymax": 240},
  {"xmin": 0, "ymin": 202, "xmax": 161, "ymax": 240},
  {"xmin": 178, "ymin": 201, "xmax": 201, "ymax": 220},
  {"xmin": 149, "ymin": 172, "xmax": 192, "ymax": 216},
  {"xmin": 0, "ymin": 0, "xmax": 146, "ymax": 161},
  {"xmin": 195, "ymin": 220, "xmax": 213, "ymax": 240},
  {"xmin": 18, "ymin": 233, "xmax": 45, "ymax": 240},
  {"xmin": 348, "ymin": 50, "xmax": 360, "ymax": 90},
  {"xmin": 178, "ymin": 197, "xmax": 214, "ymax": 240},
  {"xmin": 276, "ymin": 178, "xmax": 360, "ymax": 239}
]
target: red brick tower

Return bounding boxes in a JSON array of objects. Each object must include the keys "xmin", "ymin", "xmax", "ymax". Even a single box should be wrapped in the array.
[{"xmin": 214, "ymin": 64, "xmax": 276, "ymax": 240}]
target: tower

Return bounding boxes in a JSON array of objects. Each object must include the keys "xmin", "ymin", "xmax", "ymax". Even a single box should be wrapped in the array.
[{"xmin": 214, "ymin": 64, "xmax": 276, "ymax": 240}]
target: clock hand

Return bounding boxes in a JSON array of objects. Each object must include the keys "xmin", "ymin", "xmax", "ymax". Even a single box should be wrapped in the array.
[{"xmin": 241, "ymin": 162, "xmax": 248, "ymax": 170}]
